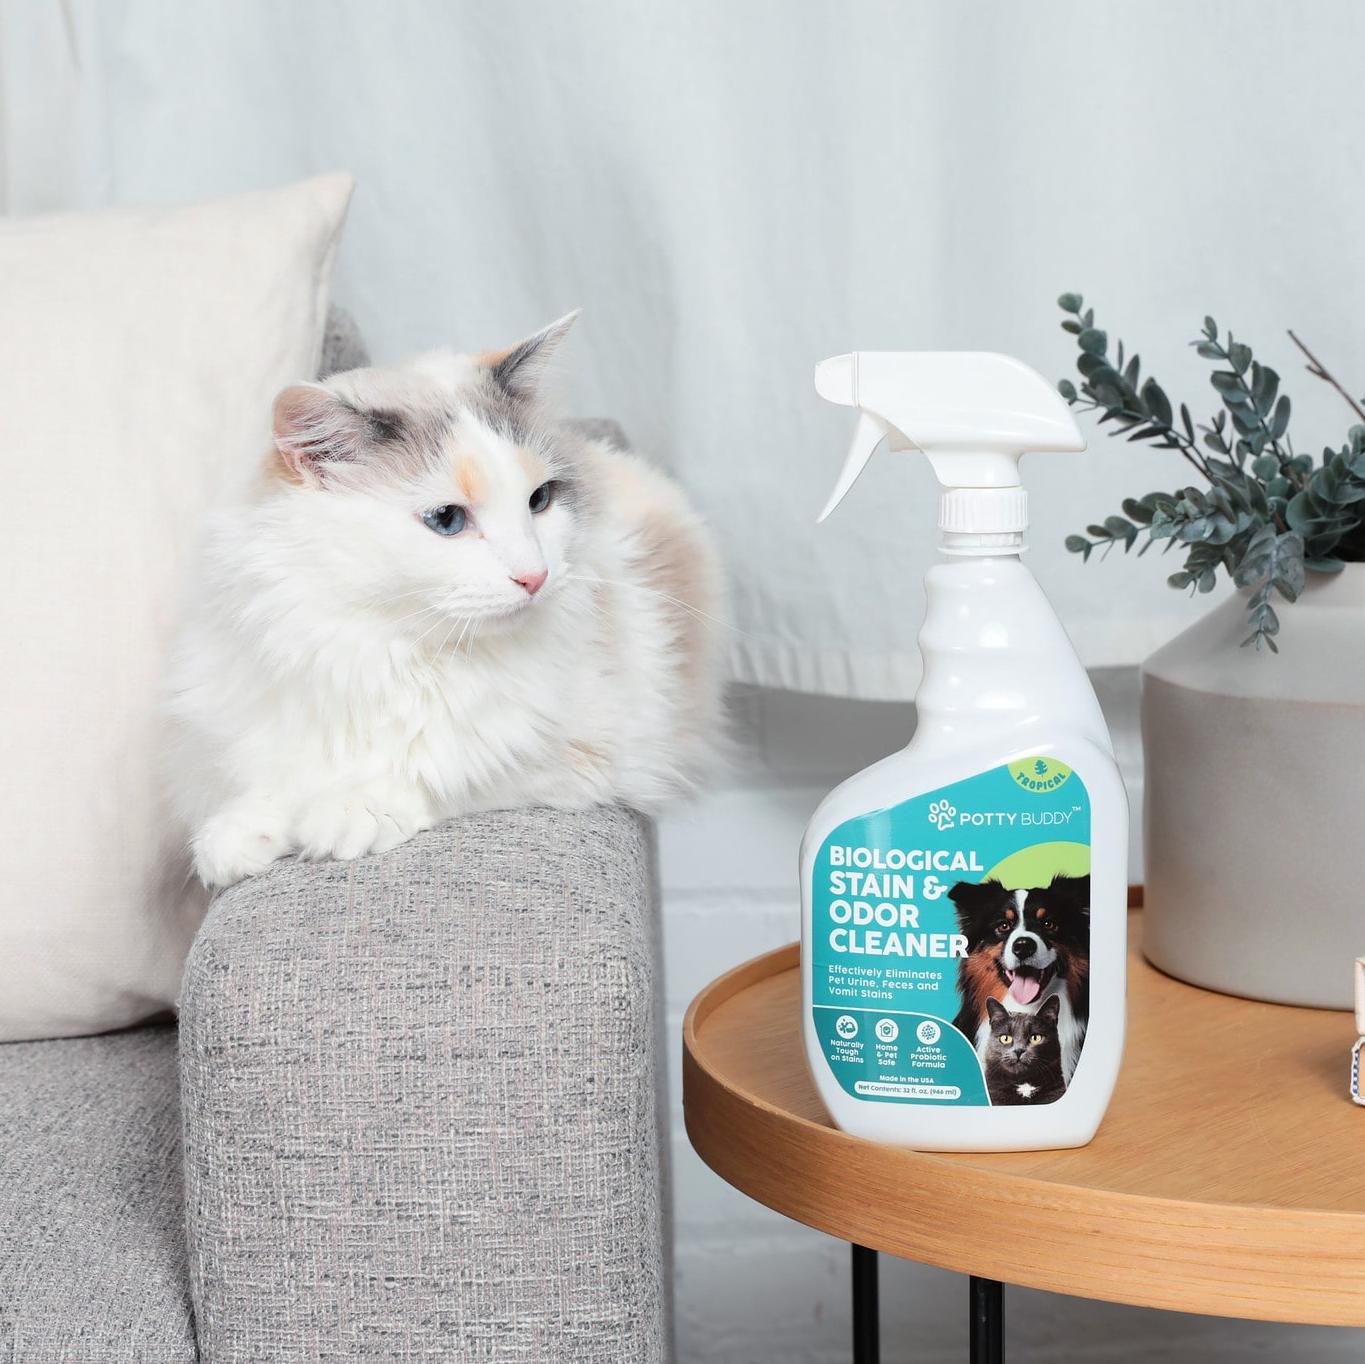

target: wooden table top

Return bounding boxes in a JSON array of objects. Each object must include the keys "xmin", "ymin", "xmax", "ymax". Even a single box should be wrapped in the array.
[{"xmin": 682, "ymin": 912, "xmax": 1365, "ymax": 1326}]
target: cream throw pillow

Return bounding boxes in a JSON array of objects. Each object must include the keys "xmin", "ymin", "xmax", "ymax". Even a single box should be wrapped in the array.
[{"xmin": 0, "ymin": 175, "xmax": 353, "ymax": 1041}]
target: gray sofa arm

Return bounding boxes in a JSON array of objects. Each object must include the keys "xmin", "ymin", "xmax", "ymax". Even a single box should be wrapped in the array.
[{"xmin": 179, "ymin": 806, "xmax": 668, "ymax": 1364}]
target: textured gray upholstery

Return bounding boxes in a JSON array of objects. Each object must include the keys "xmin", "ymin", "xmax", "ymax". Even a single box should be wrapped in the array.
[
  {"xmin": 0, "ymin": 1027, "xmax": 196, "ymax": 1363},
  {"xmin": 179, "ymin": 806, "xmax": 667, "ymax": 1364}
]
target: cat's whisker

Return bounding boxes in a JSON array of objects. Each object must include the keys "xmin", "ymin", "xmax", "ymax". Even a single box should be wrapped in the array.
[
  {"xmin": 411, "ymin": 608, "xmax": 461, "ymax": 649},
  {"xmin": 433, "ymin": 612, "xmax": 468, "ymax": 657},
  {"xmin": 564, "ymin": 573, "xmax": 713, "ymax": 620},
  {"xmin": 387, "ymin": 601, "xmax": 447, "ymax": 627},
  {"xmin": 563, "ymin": 574, "xmax": 744, "ymax": 638},
  {"xmin": 363, "ymin": 585, "xmax": 442, "ymax": 610}
]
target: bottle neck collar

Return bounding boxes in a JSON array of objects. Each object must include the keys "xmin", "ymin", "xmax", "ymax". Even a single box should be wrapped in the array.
[
  {"xmin": 939, "ymin": 529, "xmax": 1026, "ymax": 557},
  {"xmin": 936, "ymin": 488, "xmax": 1028, "ymax": 551}
]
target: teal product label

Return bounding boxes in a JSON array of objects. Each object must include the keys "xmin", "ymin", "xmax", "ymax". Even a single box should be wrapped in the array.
[{"xmin": 811, "ymin": 757, "xmax": 1090, "ymax": 1107}]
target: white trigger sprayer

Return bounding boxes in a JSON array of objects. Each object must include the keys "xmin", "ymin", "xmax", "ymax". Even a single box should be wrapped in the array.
[{"xmin": 814, "ymin": 351, "xmax": 1086, "ymax": 545}]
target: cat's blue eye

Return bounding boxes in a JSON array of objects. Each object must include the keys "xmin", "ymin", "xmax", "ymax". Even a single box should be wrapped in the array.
[
  {"xmin": 528, "ymin": 481, "xmax": 555, "ymax": 514},
  {"xmin": 422, "ymin": 505, "xmax": 467, "ymax": 536}
]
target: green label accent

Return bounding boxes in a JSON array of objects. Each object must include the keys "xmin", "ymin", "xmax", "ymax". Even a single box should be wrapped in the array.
[
  {"xmin": 810, "ymin": 758, "xmax": 1090, "ymax": 1107},
  {"xmin": 1006, "ymin": 756, "xmax": 1073, "ymax": 793}
]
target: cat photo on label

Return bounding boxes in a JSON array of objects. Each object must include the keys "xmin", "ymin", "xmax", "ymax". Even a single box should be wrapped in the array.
[
  {"xmin": 983, "ymin": 996, "xmax": 1066, "ymax": 1106},
  {"xmin": 167, "ymin": 312, "xmax": 726, "ymax": 888}
]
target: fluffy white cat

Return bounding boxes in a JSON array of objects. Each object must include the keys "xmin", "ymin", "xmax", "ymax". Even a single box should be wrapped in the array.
[{"xmin": 167, "ymin": 313, "xmax": 725, "ymax": 888}]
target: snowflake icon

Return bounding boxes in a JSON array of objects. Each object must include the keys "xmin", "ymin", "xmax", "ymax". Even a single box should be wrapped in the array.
[{"xmin": 928, "ymin": 799, "xmax": 957, "ymax": 831}]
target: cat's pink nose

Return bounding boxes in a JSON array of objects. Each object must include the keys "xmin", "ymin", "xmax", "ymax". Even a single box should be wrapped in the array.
[{"xmin": 513, "ymin": 569, "xmax": 548, "ymax": 596}]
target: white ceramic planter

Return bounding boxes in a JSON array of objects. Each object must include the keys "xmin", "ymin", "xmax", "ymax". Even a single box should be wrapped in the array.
[{"xmin": 1142, "ymin": 565, "xmax": 1365, "ymax": 1009}]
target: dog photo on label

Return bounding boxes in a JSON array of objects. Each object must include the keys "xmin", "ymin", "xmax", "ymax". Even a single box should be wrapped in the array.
[{"xmin": 948, "ymin": 873, "xmax": 1090, "ymax": 1084}]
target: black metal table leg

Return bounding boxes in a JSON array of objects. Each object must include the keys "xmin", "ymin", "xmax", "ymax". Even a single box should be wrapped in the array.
[
  {"xmin": 969, "ymin": 1276, "xmax": 1003, "ymax": 1363},
  {"xmin": 852, "ymin": 1244, "xmax": 880, "ymax": 1364}
]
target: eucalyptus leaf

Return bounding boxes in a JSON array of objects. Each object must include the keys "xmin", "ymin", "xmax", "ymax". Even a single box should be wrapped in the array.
[
  {"xmin": 1284, "ymin": 491, "xmax": 1316, "ymax": 532},
  {"xmin": 1140, "ymin": 379, "xmax": 1172, "ymax": 426},
  {"xmin": 1254, "ymin": 365, "xmax": 1279, "ymax": 410}
]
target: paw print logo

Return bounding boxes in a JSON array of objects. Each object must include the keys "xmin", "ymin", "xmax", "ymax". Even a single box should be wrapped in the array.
[{"xmin": 928, "ymin": 799, "xmax": 957, "ymax": 831}]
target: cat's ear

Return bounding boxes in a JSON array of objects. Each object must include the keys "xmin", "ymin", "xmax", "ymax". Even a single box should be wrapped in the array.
[
  {"xmin": 986, "ymin": 998, "xmax": 1009, "ymax": 1026},
  {"xmin": 272, "ymin": 384, "xmax": 373, "ymax": 486},
  {"xmin": 1037, "ymin": 995, "xmax": 1061, "ymax": 1022},
  {"xmin": 481, "ymin": 311, "xmax": 579, "ymax": 400}
]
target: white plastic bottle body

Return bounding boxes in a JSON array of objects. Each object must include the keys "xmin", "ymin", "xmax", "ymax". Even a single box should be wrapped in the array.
[{"xmin": 799, "ymin": 554, "xmax": 1128, "ymax": 1151}]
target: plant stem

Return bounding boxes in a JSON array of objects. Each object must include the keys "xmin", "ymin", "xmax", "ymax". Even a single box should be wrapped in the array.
[
  {"xmin": 1287, "ymin": 329, "xmax": 1365, "ymax": 423},
  {"xmin": 1074, "ymin": 399, "xmax": 1214, "ymax": 482}
]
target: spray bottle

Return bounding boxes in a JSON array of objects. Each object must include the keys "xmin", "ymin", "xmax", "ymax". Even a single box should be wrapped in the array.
[{"xmin": 800, "ymin": 351, "xmax": 1127, "ymax": 1151}]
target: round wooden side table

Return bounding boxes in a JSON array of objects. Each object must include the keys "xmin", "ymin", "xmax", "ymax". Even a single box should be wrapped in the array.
[{"xmin": 682, "ymin": 911, "xmax": 1365, "ymax": 1363}]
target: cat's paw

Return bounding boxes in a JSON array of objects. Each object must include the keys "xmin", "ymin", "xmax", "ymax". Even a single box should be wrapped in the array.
[
  {"xmin": 193, "ymin": 805, "xmax": 290, "ymax": 888},
  {"xmin": 295, "ymin": 785, "xmax": 431, "ymax": 864}
]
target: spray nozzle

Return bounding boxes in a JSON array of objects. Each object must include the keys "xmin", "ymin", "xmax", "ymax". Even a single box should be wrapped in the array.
[{"xmin": 814, "ymin": 351, "xmax": 1085, "ymax": 526}]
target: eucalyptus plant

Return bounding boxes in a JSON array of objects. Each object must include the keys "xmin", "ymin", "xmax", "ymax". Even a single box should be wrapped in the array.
[{"xmin": 1056, "ymin": 292, "xmax": 1365, "ymax": 650}]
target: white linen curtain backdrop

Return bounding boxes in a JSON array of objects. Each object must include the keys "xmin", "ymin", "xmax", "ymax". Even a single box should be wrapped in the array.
[
  {"xmin": 4, "ymin": 1, "xmax": 1365, "ymax": 700},
  {"xmin": 9, "ymin": 8, "xmax": 1365, "ymax": 1364}
]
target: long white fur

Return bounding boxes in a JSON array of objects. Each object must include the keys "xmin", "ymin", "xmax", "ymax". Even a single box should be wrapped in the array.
[{"xmin": 166, "ymin": 320, "xmax": 725, "ymax": 887}]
